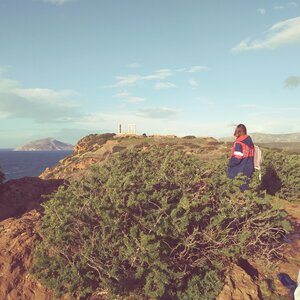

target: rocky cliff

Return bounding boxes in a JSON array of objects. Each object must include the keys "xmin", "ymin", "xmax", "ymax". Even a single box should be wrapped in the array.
[
  {"xmin": 0, "ymin": 177, "xmax": 64, "ymax": 221},
  {"xmin": 0, "ymin": 177, "xmax": 64, "ymax": 300}
]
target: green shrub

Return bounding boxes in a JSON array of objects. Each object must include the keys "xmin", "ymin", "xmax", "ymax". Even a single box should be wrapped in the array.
[
  {"xmin": 112, "ymin": 145, "xmax": 127, "ymax": 153},
  {"xmin": 182, "ymin": 136, "xmax": 196, "ymax": 139},
  {"xmin": 31, "ymin": 147, "xmax": 289, "ymax": 299},
  {"xmin": 259, "ymin": 149, "xmax": 300, "ymax": 201}
]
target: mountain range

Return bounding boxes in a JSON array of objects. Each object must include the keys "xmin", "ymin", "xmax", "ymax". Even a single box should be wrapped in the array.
[{"xmin": 219, "ymin": 132, "xmax": 300, "ymax": 143}]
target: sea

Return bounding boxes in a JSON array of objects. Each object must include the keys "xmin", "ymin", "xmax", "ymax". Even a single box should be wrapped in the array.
[{"xmin": 0, "ymin": 149, "xmax": 72, "ymax": 181}]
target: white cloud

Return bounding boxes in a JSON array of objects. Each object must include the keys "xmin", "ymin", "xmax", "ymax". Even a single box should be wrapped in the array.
[
  {"xmin": 189, "ymin": 65, "xmax": 209, "ymax": 73},
  {"xmin": 0, "ymin": 76, "xmax": 18, "ymax": 92},
  {"xmin": 41, "ymin": 0, "xmax": 75, "ymax": 5},
  {"xmin": 231, "ymin": 16, "xmax": 300, "ymax": 52},
  {"xmin": 77, "ymin": 113, "xmax": 106, "ymax": 126},
  {"xmin": 188, "ymin": 79, "xmax": 199, "ymax": 89},
  {"xmin": 112, "ymin": 69, "xmax": 173, "ymax": 87},
  {"xmin": 113, "ymin": 91, "xmax": 145, "ymax": 103},
  {"xmin": 154, "ymin": 82, "xmax": 176, "ymax": 90},
  {"xmin": 0, "ymin": 66, "xmax": 8, "ymax": 75},
  {"xmin": 0, "ymin": 93, "xmax": 80, "ymax": 123},
  {"xmin": 0, "ymin": 73, "xmax": 81, "ymax": 123},
  {"xmin": 70, "ymin": 105, "xmax": 300, "ymax": 139},
  {"xmin": 134, "ymin": 107, "xmax": 179, "ymax": 120},
  {"xmin": 273, "ymin": 5, "xmax": 285, "ymax": 10},
  {"xmin": 241, "ymin": 104, "xmax": 259, "ymax": 109},
  {"xmin": 285, "ymin": 76, "xmax": 300, "ymax": 87},
  {"xmin": 75, "ymin": 108, "xmax": 181, "ymax": 134},
  {"xmin": 257, "ymin": 8, "xmax": 266, "ymax": 15},
  {"xmin": 105, "ymin": 66, "xmax": 209, "ymax": 89},
  {"xmin": 195, "ymin": 97, "xmax": 214, "ymax": 106},
  {"xmin": 125, "ymin": 63, "xmax": 141, "ymax": 68},
  {"xmin": 274, "ymin": 2, "xmax": 298, "ymax": 9},
  {"xmin": 287, "ymin": 2, "xmax": 298, "ymax": 8},
  {"xmin": 15, "ymin": 88, "xmax": 78, "ymax": 102},
  {"xmin": 175, "ymin": 68, "xmax": 187, "ymax": 72},
  {"xmin": 246, "ymin": 112, "xmax": 300, "ymax": 133}
]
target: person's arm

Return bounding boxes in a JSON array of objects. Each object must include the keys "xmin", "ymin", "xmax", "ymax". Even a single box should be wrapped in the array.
[{"xmin": 229, "ymin": 143, "xmax": 243, "ymax": 167}]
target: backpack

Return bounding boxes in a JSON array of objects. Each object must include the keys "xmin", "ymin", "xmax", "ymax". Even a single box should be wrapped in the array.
[{"xmin": 254, "ymin": 145, "xmax": 263, "ymax": 180}]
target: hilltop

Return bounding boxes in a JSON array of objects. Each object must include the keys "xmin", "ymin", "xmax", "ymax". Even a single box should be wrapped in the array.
[
  {"xmin": 15, "ymin": 138, "xmax": 74, "ymax": 151},
  {"xmin": 40, "ymin": 133, "xmax": 226, "ymax": 181},
  {"xmin": 0, "ymin": 133, "xmax": 299, "ymax": 299}
]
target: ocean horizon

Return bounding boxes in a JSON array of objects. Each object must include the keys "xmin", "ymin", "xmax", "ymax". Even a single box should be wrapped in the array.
[{"xmin": 0, "ymin": 149, "xmax": 72, "ymax": 181}]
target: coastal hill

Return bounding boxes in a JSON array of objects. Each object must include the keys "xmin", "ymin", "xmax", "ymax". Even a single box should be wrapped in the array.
[
  {"xmin": 40, "ymin": 133, "xmax": 226, "ymax": 181},
  {"xmin": 220, "ymin": 132, "xmax": 300, "ymax": 143},
  {"xmin": 15, "ymin": 138, "xmax": 74, "ymax": 151},
  {"xmin": 220, "ymin": 132, "xmax": 300, "ymax": 154},
  {"xmin": 0, "ymin": 133, "xmax": 299, "ymax": 299}
]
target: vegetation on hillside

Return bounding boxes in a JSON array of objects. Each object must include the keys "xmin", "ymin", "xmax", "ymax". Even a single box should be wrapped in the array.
[
  {"xmin": 258, "ymin": 149, "xmax": 300, "ymax": 201},
  {"xmin": 32, "ymin": 147, "xmax": 290, "ymax": 299},
  {"xmin": 259, "ymin": 142, "xmax": 300, "ymax": 154}
]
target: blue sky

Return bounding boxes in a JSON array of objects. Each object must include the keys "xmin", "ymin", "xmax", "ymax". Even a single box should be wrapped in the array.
[{"xmin": 0, "ymin": 0, "xmax": 300, "ymax": 147}]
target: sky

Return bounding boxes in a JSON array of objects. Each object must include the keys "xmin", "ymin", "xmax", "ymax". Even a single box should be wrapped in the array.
[{"xmin": 0, "ymin": 0, "xmax": 300, "ymax": 147}]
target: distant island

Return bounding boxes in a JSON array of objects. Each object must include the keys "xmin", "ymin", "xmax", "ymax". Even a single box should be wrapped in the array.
[{"xmin": 15, "ymin": 138, "xmax": 74, "ymax": 151}]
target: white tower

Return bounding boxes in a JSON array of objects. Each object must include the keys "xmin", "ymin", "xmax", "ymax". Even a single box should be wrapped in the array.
[{"xmin": 128, "ymin": 124, "xmax": 136, "ymax": 134}]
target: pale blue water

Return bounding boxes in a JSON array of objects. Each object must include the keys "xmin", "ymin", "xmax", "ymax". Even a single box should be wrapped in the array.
[{"xmin": 0, "ymin": 149, "xmax": 72, "ymax": 181}]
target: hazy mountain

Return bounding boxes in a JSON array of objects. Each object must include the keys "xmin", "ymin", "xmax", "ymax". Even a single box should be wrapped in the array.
[
  {"xmin": 15, "ymin": 138, "xmax": 74, "ymax": 151},
  {"xmin": 219, "ymin": 132, "xmax": 300, "ymax": 143}
]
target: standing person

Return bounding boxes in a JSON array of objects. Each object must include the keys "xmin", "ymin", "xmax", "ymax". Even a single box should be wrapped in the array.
[{"xmin": 228, "ymin": 124, "xmax": 255, "ymax": 190}]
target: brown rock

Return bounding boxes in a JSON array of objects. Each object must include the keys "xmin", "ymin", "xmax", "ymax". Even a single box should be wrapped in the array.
[
  {"xmin": 0, "ymin": 177, "xmax": 64, "ymax": 221},
  {"xmin": 0, "ymin": 210, "xmax": 55, "ymax": 300},
  {"xmin": 217, "ymin": 265, "xmax": 261, "ymax": 300}
]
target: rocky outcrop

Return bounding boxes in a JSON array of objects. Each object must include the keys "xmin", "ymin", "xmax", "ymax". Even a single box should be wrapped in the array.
[
  {"xmin": 0, "ymin": 177, "xmax": 64, "ymax": 221},
  {"xmin": 0, "ymin": 176, "xmax": 65, "ymax": 299},
  {"xmin": 0, "ymin": 210, "xmax": 55, "ymax": 300},
  {"xmin": 73, "ymin": 133, "xmax": 116, "ymax": 154},
  {"xmin": 217, "ymin": 264, "xmax": 262, "ymax": 300}
]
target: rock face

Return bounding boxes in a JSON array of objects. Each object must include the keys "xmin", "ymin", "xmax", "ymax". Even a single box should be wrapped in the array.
[
  {"xmin": 216, "ymin": 265, "xmax": 262, "ymax": 300},
  {"xmin": 0, "ymin": 210, "xmax": 55, "ymax": 300},
  {"xmin": 0, "ymin": 177, "xmax": 64, "ymax": 299},
  {"xmin": 15, "ymin": 138, "xmax": 74, "ymax": 151},
  {"xmin": 0, "ymin": 177, "xmax": 64, "ymax": 221}
]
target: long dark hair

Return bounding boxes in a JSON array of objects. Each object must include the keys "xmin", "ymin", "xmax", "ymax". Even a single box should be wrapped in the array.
[
  {"xmin": 236, "ymin": 124, "xmax": 247, "ymax": 134},
  {"xmin": 234, "ymin": 124, "xmax": 247, "ymax": 137}
]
